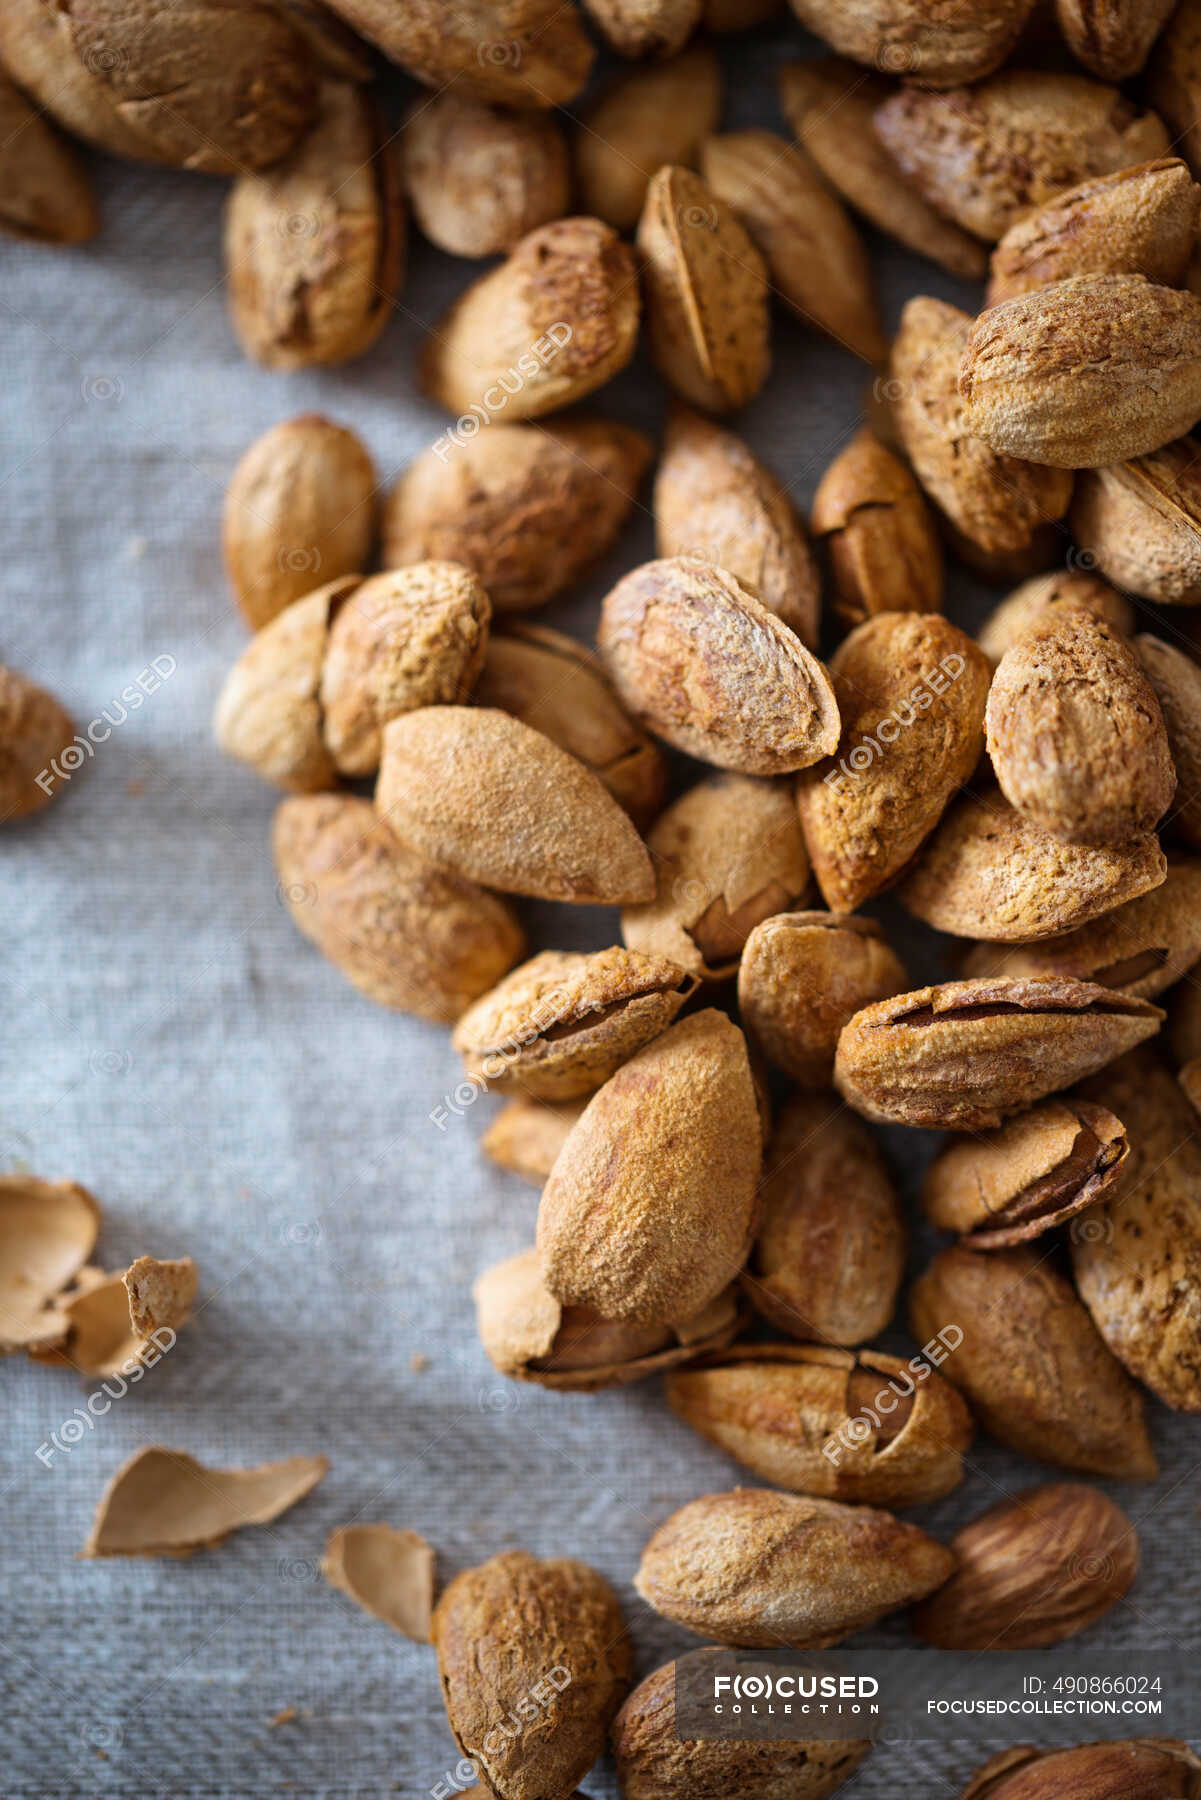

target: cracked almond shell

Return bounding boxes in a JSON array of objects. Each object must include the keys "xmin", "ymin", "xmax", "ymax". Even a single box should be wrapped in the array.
[
  {"xmin": 537, "ymin": 1010, "xmax": 761, "ymax": 1326},
  {"xmin": 787, "ymin": 0, "xmax": 1035, "ymax": 87},
  {"xmin": 667, "ymin": 1343, "xmax": 971, "ymax": 1508},
  {"xmin": 976, "ymin": 570, "xmax": 1135, "ymax": 666},
  {"xmin": 402, "ymin": 92, "xmax": 570, "ymax": 259},
  {"xmin": 655, "ymin": 405, "xmax": 820, "ymax": 647},
  {"xmin": 31, "ymin": 1255, "xmax": 197, "ymax": 1377},
  {"xmin": 634, "ymin": 1487, "xmax": 954, "ymax": 1649},
  {"xmin": 1071, "ymin": 438, "xmax": 1201, "ymax": 604},
  {"xmin": 598, "ymin": 557, "xmax": 839, "ymax": 775},
  {"xmin": 621, "ymin": 772, "xmax": 811, "ymax": 981},
  {"xmin": 636, "ymin": 165, "xmax": 769, "ymax": 414},
  {"xmin": 898, "ymin": 789, "xmax": 1167, "ymax": 942},
  {"xmin": 1, "ymin": 663, "xmax": 76, "ymax": 822},
  {"xmin": 1138, "ymin": 640, "xmax": 1201, "ymax": 846},
  {"xmin": 0, "ymin": 63, "xmax": 96, "ymax": 244},
  {"xmin": 576, "ymin": 44, "xmax": 722, "ymax": 232},
  {"xmin": 745, "ymin": 1094, "xmax": 905, "ymax": 1346},
  {"xmin": 921, "ymin": 1098, "xmax": 1129, "ymax": 1248},
  {"xmin": 0, "ymin": 1176, "xmax": 100, "ymax": 1352},
  {"xmin": 432, "ymin": 1550, "xmax": 631, "ymax": 1800},
  {"xmin": 322, "ymin": 0, "xmax": 594, "ymax": 107},
  {"xmin": 834, "ymin": 976, "xmax": 1163, "ymax": 1130},
  {"xmin": 452, "ymin": 946, "xmax": 698, "ymax": 1100},
  {"xmin": 384, "ymin": 418, "xmax": 652, "ymax": 616},
  {"xmin": 376, "ymin": 707, "xmax": 654, "ymax": 906},
  {"xmin": 874, "ymin": 72, "xmax": 1169, "ymax": 244},
  {"xmin": 422, "ymin": 217, "xmax": 639, "ymax": 421},
  {"xmin": 909, "ymin": 1242, "xmax": 1157, "ymax": 1478},
  {"xmin": 84, "ymin": 1446, "xmax": 328, "ymax": 1557},
  {"xmin": 986, "ymin": 607, "xmax": 1175, "ymax": 846},
  {"xmin": 891, "ymin": 297, "xmax": 1072, "ymax": 553},
  {"xmin": 959, "ymin": 1740, "xmax": 1201, "ymax": 1800},
  {"xmin": 810, "ymin": 427, "xmax": 943, "ymax": 626},
  {"xmin": 273, "ymin": 794, "xmax": 524, "ymax": 1021},
  {"xmin": 738, "ymin": 913, "xmax": 907, "ymax": 1087}
]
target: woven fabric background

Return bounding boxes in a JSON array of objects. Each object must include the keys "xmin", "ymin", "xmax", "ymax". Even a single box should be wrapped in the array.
[{"xmin": 3, "ymin": 20, "xmax": 1201, "ymax": 1799}]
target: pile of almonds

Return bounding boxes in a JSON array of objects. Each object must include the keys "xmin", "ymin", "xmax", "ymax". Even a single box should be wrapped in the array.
[{"xmin": 11, "ymin": 0, "xmax": 1201, "ymax": 1794}]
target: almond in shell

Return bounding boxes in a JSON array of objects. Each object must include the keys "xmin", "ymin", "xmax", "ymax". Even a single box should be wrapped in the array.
[
  {"xmin": 1, "ymin": 664, "xmax": 76, "ymax": 822},
  {"xmin": 1070, "ymin": 438, "xmax": 1201, "ymax": 604},
  {"xmin": 810, "ymin": 427, "xmax": 943, "ymax": 625},
  {"xmin": 976, "ymin": 570, "xmax": 1135, "ymax": 665},
  {"xmin": 480, "ymin": 1097, "xmax": 586, "ymax": 1186},
  {"xmin": 1138, "ymin": 639, "xmax": 1201, "ymax": 846},
  {"xmin": 738, "ymin": 913, "xmax": 907, "ymax": 1087},
  {"xmin": 321, "ymin": 0, "xmax": 594, "ymax": 108},
  {"xmin": 0, "ymin": 64, "xmax": 96, "ymax": 244},
  {"xmin": 581, "ymin": 0, "xmax": 702, "ymax": 58},
  {"xmin": 958, "ymin": 1740, "xmax": 1201, "ymax": 1800},
  {"xmin": 1058, "ymin": 0, "xmax": 1176, "ymax": 79},
  {"xmin": 402, "ymin": 92, "xmax": 569, "ymax": 258},
  {"xmin": 787, "ymin": 0, "xmax": 1036, "ymax": 87},
  {"xmin": 575, "ymin": 45, "xmax": 722, "ymax": 232},
  {"xmin": 1148, "ymin": 0, "xmax": 1201, "ymax": 179}
]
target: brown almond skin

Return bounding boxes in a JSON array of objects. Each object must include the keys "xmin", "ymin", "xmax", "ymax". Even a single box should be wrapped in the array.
[
  {"xmin": 537, "ymin": 1011, "xmax": 761, "ymax": 1326},
  {"xmin": 1, "ymin": 664, "xmax": 76, "ymax": 822},
  {"xmin": 834, "ymin": 976, "xmax": 1163, "ymax": 1130},
  {"xmin": 961, "ymin": 860, "xmax": 1201, "ymax": 997},
  {"xmin": 599, "ymin": 558, "xmax": 840, "ymax": 776},
  {"xmin": 745, "ymin": 1095, "xmax": 905, "ymax": 1345},
  {"xmin": 621, "ymin": 772, "xmax": 811, "ymax": 982},
  {"xmin": 788, "ymin": 0, "xmax": 1036, "ymax": 87},
  {"xmin": 222, "ymin": 415, "xmax": 376, "ymax": 632},
  {"xmin": 921, "ymin": 1098, "xmax": 1129, "ymax": 1248},
  {"xmin": 986, "ymin": 609, "xmax": 1175, "ymax": 846},
  {"xmin": 655, "ymin": 406, "xmax": 820, "ymax": 647},
  {"xmin": 474, "ymin": 1248, "xmax": 742, "ymax": 1392},
  {"xmin": 273, "ymin": 794, "xmax": 524, "ymax": 1021},
  {"xmin": 1149, "ymin": 0, "xmax": 1201, "ymax": 180},
  {"xmin": 778, "ymin": 59, "xmax": 987, "ymax": 279},
  {"xmin": 1071, "ymin": 438, "xmax": 1201, "ymax": 604},
  {"xmin": 1058, "ymin": 0, "xmax": 1176, "ymax": 79},
  {"xmin": 960, "ymin": 274, "xmax": 1201, "ymax": 469},
  {"xmin": 576, "ymin": 45, "xmax": 722, "ymax": 232},
  {"xmin": 977, "ymin": 570, "xmax": 1135, "ymax": 665},
  {"xmin": 874, "ymin": 72, "xmax": 1169, "ymax": 244},
  {"xmin": 421, "ymin": 218, "xmax": 640, "ymax": 421},
  {"xmin": 1138, "ymin": 640, "xmax": 1201, "ymax": 846},
  {"xmin": 899, "ymin": 788, "xmax": 1167, "ymax": 941},
  {"xmin": 384, "ymin": 418, "xmax": 652, "ymax": 616},
  {"xmin": 612, "ymin": 1651, "xmax": 871, "ymax": 1800},
  {"xmin": 811, "ymin": 427, "xmax": 943, "ymax": 626},
  {"xmin": 909, "ymin": 1243, "xmax": 1157, "ymax": 1478},
  {"xmin": 913, "ymin": 1482, "xmax": 1138, "ymax": 1650},
  {"xmin": 582, "ymin": 0, "xmax": 701, "ymax": 58},
  {"xmin": 376, "ymin": 708, "xmax": 654, "ymax": 906},
  {"xmin": 452, "ymin": 946, "xmax": 698, "ymax": 1100},
  {"xmin": 958, "ymin": 1740, "xmax": 1201, "ymax": 1800},
  {"xmin": 321, "ymin": 0, "xmax": 594, "ymax": 108},
  {"xmin": 475, "ymin": 624, "xmax": 667, "ymax": 828},
  {"xmin": 700, "ymin": 129, "xmax": 887, "ymax": 366},
  {"xmin": 635, "ymin": 1488, "xmax": 954, "ymax": 1649},
  {"xmin": 668, "ymin": 1343, "xmax": 971, "ymax": 1508},
  {"xmin": 319, "ymin": 565, "xmax": 490, "ymax": 777},
  {"xmin": 637, "ymin": 166, "xmax": 769, "ymax": 414},
  {"xmin": 987, "ymin": 158, "xmax": 1199, "ymax": 306},
  {"xmin": 738, "ymin": 914, "xmax": 907, "ymax": 1087},
  {"xmin": 891, "ymin": 297, "xmax": 1073, "ymax": 554},
  {"xmin": 431, "ymin": 1550, "xmax": 630, "ymax": 1800},
  {"xmin": 402, "ymin": 93, "xmax": 569, "ymax": 258},
  {"xmin": 1073, "ymin": 1050, "xmax": 1201, "ymax": 1411},
  {"xmin": 481, "ymin": 1097, "xmax": 586, "ymax": 1186},
  {"xmin": 0, "ymin": 64, "xmax": 96, "ymax": 244}
]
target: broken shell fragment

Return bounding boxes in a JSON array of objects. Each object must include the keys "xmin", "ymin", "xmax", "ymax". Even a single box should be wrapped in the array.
[
  {"xmin": 480, "ymin": 1098, "xmax": 586, "ymax": 1186},
  {"xmin": 322, "ymin": 1524, "xmax": 435, "ymax": 1641},
  {"xmin": 83, "ymin": 1446, "xmax": 329, "ymax": 1556},
  {"xmin": 0, "ymin": 1176, "xmax": 100, "ymax": 1353},
  {"xmin": 32, "ymin": 1255, "xmax": 196, "ymax": 1377}
]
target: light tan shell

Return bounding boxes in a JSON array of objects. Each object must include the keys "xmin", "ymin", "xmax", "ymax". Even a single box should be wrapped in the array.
[
  {"xmin": 797, "ymin": 612, "xmax": 990, "ymax": 913},
  {"xmin": 273, "ymin": 793, "xmax": 524, "ymax": 1021},
  {"xmin": 874, "ymin": 71, "xmax": 1169, "ymax": 243},
  {"xmin": 778, "ymin": 59, "xmax": 987, "ymax": 279},
  {"xmin": 576, "ymin": 44, "xmax": 722, "ymax": 231},
  {"xmin": 700, "ymin": 130, "xmax": 887, "ymax": 366},
  {"xmin": 226, "ymin": 81, "xmax": 405, "ymax": 372},
  {"xmin": 635, "ymin": 1487, "xmax": 954, "ymax": 1649},
  {"xmin": 403, "ymin": 92, "xmax": 569, "ymax": 258},
  {"xmin": 32, "ymin": 1255, "xmax": 197, "ymax": 1378},
  {"xmin": 654, "ymin": 405, "xmax": 820, "ymax": 646},
  {"xmin": 738, "ymin": 913, "xmax": 907, "ymax": 1087},
  {"xmin": 977, "ymin": 570, "xmax": 1135, "ymax": 665},
  {"xmin": 921, "ymin": 1099, "xmax": 1129, "ymax": 1247},
  {"xmin": 421, "ymin": 217, "xmax": 639, "ymax": 420},
  {"xmin": 891, "ymin": 297, "xmax": 1073, "ymax": 553},
  {"xmin": 636, "ymin": 165, "xmax": 770, "ymax": 413},
  {"xmin": 376, "ymin": 707, "xmax": 655, "ymax": 905},
  {"xmin": 0, "ymin": 664, "xmax": 76, "ymax": 822},
  {"xmin": 0, "ymin": 63, "xmax": 96, "ymax": 244},
  {"xmin": 744, "ymin": 1094, "xmax": 905, "ymax": 1346},
  {"xmin": 1074, "ymin": 1050, "xmax": 1201, "ymax": 1411},
  {"xmin": 83, "ymin": 1446, "xmax": 328, "ymax": 1556},
  {"xmin": 320, "ymin": 0, "xmax": 594, "ymax": 107},
  {"xmin": 0, "ymin": 0, "xmax": 317, "ymax": 173},
  {"xmin": 598, "ymin": 557, "xmax": 840, "ymax": 775},
  {"xmin": 474, "ymin": 624, "xmax": 666, "ymax": 828},
  {"xmin": 383, "ymin": 418, "xmax": 652, "ymax": 614},
  {"xmin": 987, "ymin": 158, "xmax": 1199, "ymax": 306},
  {"xmin": 959, "ymin": 1741, "xmax": 1201, "ymax": 1800},
  {"xmin": 1059, "ymin": 0, "xmax": 1176, "ymax": 78},
  {"xmin": 481, "ymin": 1097, "xmax": 586, "ymax": 1185},
  {"xmin": 835, "ymin": 976, "xmax": 1163, "ymax": 1130},
  {"xmin": 582, "ymin": 0, "xmax": 701, "ymax": 56},
  {"xmin": 810, "ymin": 427, "xmax": 943, "ymax": 626},
  {"xmin": 222, "ymin": 414, "xmax": 376, "ymax": 631},
  {"xmin": 787, "ymin": 0, "xmax": 1035, "ymax": 86},
  {"xmin": 322, "ymin": 1524, "xmax": 435, "ymax": 1642},
  {"xmin": 621, "ymin": 772, "xmax": 811, "ymax": 981},
  {"xmin": 319, "ymin": 565, "xmax": 490, "ymax": 776},
  {"xmin": 0, "ymin": 1176, "xmax": 100, "ymax": 1352},
  {"xmin": 960, "ymin": 274, "xmax": 1201, "ymax": 469},
  {"xmin": 1071, "ymin": 438, "xmax": 1201, "ymax": 604},
  {"xmin": 667, "ymin": 1342, "xmax": 972, "ymax": 1507},
  {"xmin": 1139, "ymin": 640, "xmax": 1201, "ymax": 846},
  {"xmin": 452, "ymin": 946, "xmax": 698, "ymax": 1099},
  {"xmin": 909, "ymin": 1242, "xmax": 1157, "ymax": 1477},
  {"xmin": 537, "ymin": 1011, "xmax": 761, "ymax": 1326},
  {"xmin": 1148, "ymin": 0, "xmax": 1201, "ymax": 179},
  {"xmin": 898, "ymin": 788, "xmax": 1167, "ymax": 941}
]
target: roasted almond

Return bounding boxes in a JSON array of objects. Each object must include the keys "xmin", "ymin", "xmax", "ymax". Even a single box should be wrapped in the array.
[
  {"xmin": 576, "ymin": 45, "xmax": 722, "ymax": 231},
  {"xmin": 958, "ymin": 1740, "xmax": 1201, "ymax": 1800},
  {"xmin": 810, "ymin": 427, "xmax": 943, "ymax": 625},
  {"xmin": 1148, "ymin": 0, "xmax": 1201, "ymax": 179},
  {"xmin": 788, "ymin": 0, "xmax": 1036, "ymax": 87},
  {"xmin": 0, "ymin": 63, "xmax": 96, "ymax": 244},
  {"xmin": 738, "ymin": 913, "xmax": 907, "ymax": 1087},
  {"xmin": 1, "ymin": 663, "xmax": 76, "ymax": 822},
  {"xmin": 1070, "ymin": 437, "xmax": 1201, "ymax": 604},
  {"xmin": 581, "ymin": 0, "xmax": 702, "ymax": 57},
  {"xmin": 323, "ymin": 0, "xmax": 594, "ymax": 107},
  {"xmin": 1057, "ymin": 0, "xmax": 1176, "ymax": 79},
  {"xmin": 1138, "ymin": 639, "xmax": 1201, "ymax": 846},
  {"xmin": 402, "ymin": 92, "xmax": 569, "ymax": 258},
  {"xmin": 977, "ymin": 570, "xmax": 1135, "ymax": 665}
]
